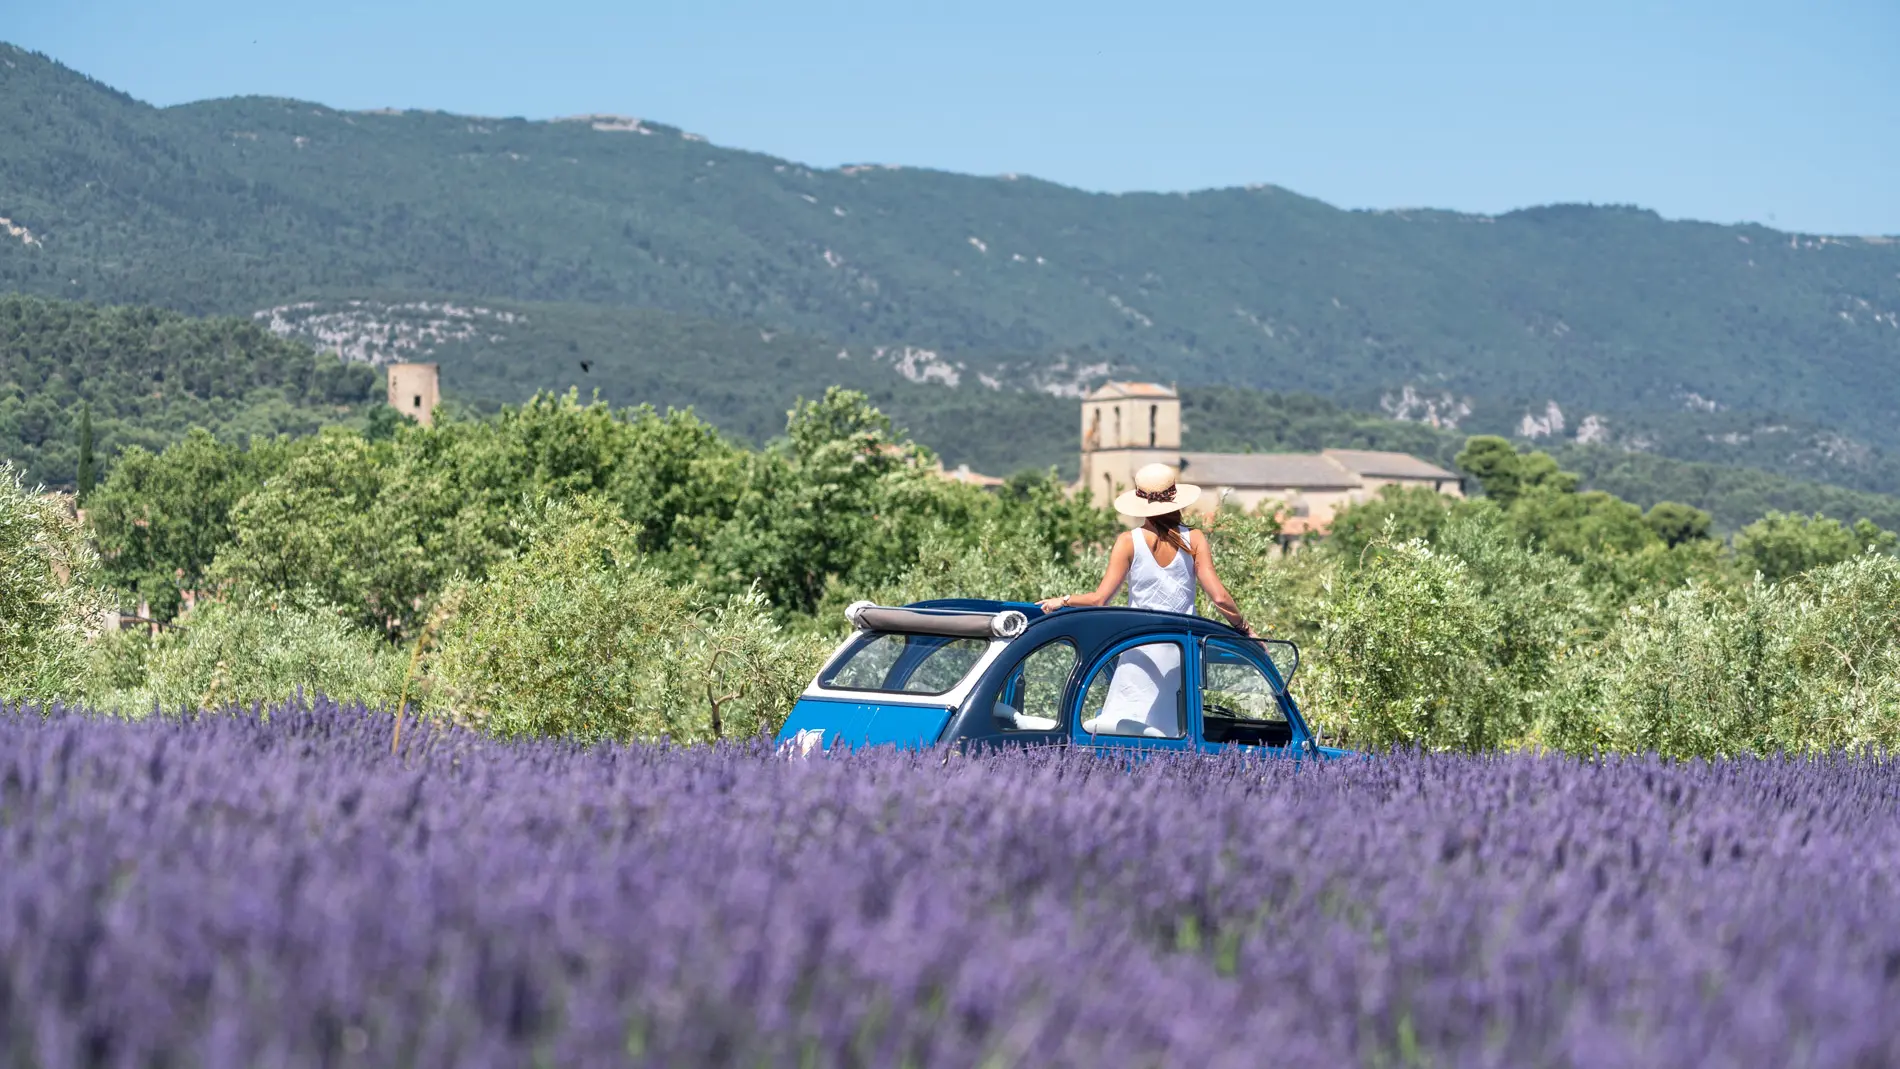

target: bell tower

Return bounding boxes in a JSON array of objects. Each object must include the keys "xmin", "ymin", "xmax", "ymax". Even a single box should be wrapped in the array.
[{"xmin": 1079, "ymin": 381, "xmax": 1180, "ymax": 505}]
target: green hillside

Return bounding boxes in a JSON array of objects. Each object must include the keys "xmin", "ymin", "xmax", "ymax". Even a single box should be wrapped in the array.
[
  {"xmin": 10, "ymin": 293, "xmax": 1900, "ymax": 537},
  {"xmin": 1178, "ymin": 386, "xmax": 1900, "ymax": 533},
  {"xmin": 5, "ymin": 42, "xmax": 1899, "ymax": 492},
  {"xmin": 0, "ymin": 295, "xmax": 377, "ymax": 488}
]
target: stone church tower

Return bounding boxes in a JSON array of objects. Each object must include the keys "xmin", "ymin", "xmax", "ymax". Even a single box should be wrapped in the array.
[{"xmin": 1078, "ymin": 381, "xmax": 1182, "ymax": 506}]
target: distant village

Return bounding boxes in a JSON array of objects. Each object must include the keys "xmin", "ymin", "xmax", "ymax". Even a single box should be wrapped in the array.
[
  {"xmin": 875, "ymin": 377, "xmax": 1463, "ymax": 549},
  {"xmin": 74, "ymin": 360, "xmax": 1465, "ymax": 633},
  {"xmin": 386, "ymin": 365, "xmax": 1462, "ymax": 552},
  {"xmin": 1070, "ymin": 381, "xmax": 1461, "ymax": 542}
]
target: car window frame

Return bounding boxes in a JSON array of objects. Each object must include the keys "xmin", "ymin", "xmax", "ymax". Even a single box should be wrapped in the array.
[
  {"xmin": 1257, "ymin": 638, "xmax": 1300, "ymax": 685},
  {"xmin": 1069, "ymin": 633, "xmax": 1196, "ymax": 747},
  {"xmin": 987, "ymin": 637, "xmax": 1079, "ymax": 735},
  {"xmin": 816, "ymin": 631, "xmax": 993, "ymax": 697},
  {"xmin": 1197, "ymin": 636, "xmax": 1299, "ymax": 749}
]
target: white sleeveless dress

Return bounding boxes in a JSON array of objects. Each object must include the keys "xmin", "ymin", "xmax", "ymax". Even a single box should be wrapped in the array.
[{"xmin": 1083, "ymin": 528, "xmax": 1196, "ymax": 738}]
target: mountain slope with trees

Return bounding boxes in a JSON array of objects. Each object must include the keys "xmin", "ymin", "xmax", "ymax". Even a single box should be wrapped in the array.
[
  {"xmin": 4, "ymin": 42, "xmax": 1898, "ymax": 485},
  {"xmin": 0, "ymin": 295, "xmax": 378, "ymax": 488},
  {"xmin": 9, "ymin": 294, "xmax": 1900, "ymax": 540}
]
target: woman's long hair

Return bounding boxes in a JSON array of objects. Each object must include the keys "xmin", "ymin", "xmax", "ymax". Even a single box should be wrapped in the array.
[{"xmin": 1143, "ymin": 510, "xmax": 1192, "ymax": 555}]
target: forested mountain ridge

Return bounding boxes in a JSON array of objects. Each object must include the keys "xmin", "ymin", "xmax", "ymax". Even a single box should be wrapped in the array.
[
  {"xmin": 9, "ymin": 295, "xmax": 1900, "ymax": 538},
  {"xmin": 4, "ymin": 42, "xmax": 1898, "ymax": 471},
  {"xmin": 0, "ymin": 295, "xmax": 378, "ymax": 487}
]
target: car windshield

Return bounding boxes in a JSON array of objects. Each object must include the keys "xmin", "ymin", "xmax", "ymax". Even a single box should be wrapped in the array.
[{"xmin": 819, "ymin": 632, "xmax": 991, "ymax": 696}]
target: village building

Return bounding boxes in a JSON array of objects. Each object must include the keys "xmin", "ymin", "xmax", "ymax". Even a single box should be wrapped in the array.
[
  {"xmin": 936, "ymin": 461, "xmax": 1008, "ymax": 489},
  {"xmin": 1076, "ymin": 381, "xmax": 1462, "ymax": 540}
]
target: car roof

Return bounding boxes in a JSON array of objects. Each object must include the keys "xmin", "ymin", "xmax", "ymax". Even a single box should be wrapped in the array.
[
  {"xmin": 901, "ymin": 599, "xmax": 1251, "ymax": 642},
  {"xmin": 905, "ymin": 597, "xmax": 1045, "ymax": 617}
]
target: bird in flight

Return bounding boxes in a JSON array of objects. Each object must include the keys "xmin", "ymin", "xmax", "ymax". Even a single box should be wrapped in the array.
[{"xmin": 579, "ymin": 360, "xmax": 592, "ymax": 373}]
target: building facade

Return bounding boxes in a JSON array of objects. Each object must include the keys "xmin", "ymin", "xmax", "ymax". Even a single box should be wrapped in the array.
[{"xmin": 1077, "ymin": 381, "xmax": 1463, "ymax": 533}]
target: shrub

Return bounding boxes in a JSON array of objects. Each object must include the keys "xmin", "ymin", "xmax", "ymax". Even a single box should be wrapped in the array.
[
  {"xmin": 648, "ymin": 585, "xmax": 832, "ymax": 742},
  {"xmin": 824, "ymin": 517, "xmax": 1106, "ymax": 619},
  {"xmin": 1776, "ymin": 553, "xmax": 1900, "ymax": 750},
  {"xmin": 426, "ymin": 499, "xmax": 826, "ymax": 743},
  {"xmin": 0, "ymin": 465, "xmax": 105, "ymax": 698},
  {"xmin": 1548, "ymin": 553, "xmax": 1900, "ymax": 756},
  {"xmin": 1305, "ymin": 532, "xmax": 1509, "ymax": 750},
  {"xmin": 83, "ymin": 589, "xmax": 405, "ymax": 714},
  {"xmin": 1431, "ymin": 505, "xmax": 1596, "ymax": 719},
  {"xmin": 1553, "ymin": 581, "xmax": 1780, "ymax": 757}
]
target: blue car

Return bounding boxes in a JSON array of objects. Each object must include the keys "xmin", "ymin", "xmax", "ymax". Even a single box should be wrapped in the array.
[{"xmin": 776, "ymin": 598, "xmax": 1351, "ymax": 760}]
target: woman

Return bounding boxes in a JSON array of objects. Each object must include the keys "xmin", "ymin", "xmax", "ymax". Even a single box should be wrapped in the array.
[{"xmin": 1037, "ymin": 463, "xmax": 1255, "ymax": 737}]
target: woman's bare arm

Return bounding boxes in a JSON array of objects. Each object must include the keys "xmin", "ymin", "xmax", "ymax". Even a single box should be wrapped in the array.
[
  {"xmin": 1191, "ymin": 530, "xmax": 1254, "ymax": 634},
  {"xmin": 1038, "ymin": 531, "xmax": 1132, "ymax": 612}
]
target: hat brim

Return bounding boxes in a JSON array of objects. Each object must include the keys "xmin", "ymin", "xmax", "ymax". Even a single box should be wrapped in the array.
[{"xmin": 1114, "ymin": 483, "xmax": 1202, "ymax": 517}]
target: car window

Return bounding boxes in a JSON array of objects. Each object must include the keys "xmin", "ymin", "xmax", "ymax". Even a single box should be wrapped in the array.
[
  {"xmin": 821, "ymin": 633, "xmax": 989, "ymax": 695},
  {"xmin": 1260, "ymin": 639, "xmax": 1299, "ymax": 684},
  {"xmin": 989, "ymin": 640, "xmax": 1076, "ymax": 733},
  {"xmin": 1200, "ymin": 638, "xmax": 1291, "ymax": 747},
  {"xmin": 1077, "ymin": 640, "xmax": 1187, "ymax": 739}
]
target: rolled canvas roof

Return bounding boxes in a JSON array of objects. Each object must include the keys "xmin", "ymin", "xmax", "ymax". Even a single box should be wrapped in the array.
[{"xmin": 844, "ymin": 603, "xmax": 1028, "ymax": 639}]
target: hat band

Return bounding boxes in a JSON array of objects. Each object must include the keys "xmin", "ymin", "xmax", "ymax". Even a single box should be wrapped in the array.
[{"xmin": 1135, "ymin": 486, "xmax": 1176, "ymax": 503}]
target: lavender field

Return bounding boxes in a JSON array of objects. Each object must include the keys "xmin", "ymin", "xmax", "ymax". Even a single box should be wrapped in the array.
[{"xmin": 4, "ymin": 700, "xmax": 1898, "ymax": 1068}]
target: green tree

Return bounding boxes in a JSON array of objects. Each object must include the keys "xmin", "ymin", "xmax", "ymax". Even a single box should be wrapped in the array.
[
  {"xmin": 362, "ymin": 403, "xmax": 408, "ymax": 442},
  {"xmin": 996, "ymin": 468, "xmax": 1122, "ymax": 566},
  {"xmin": 602, "ymin": 402, "xmax": 745, "ymax": 560},
  {"xmin": 1453, "ymin": 436, "xmax": 1523, "ymax": 504},
  {"xmin": 85, "ymin": 428, "xmax": 288, "ymax": 621},
  {"xmin": 1507, "ymin": 486, "xmax": 1657, "ymax": 560},
  {"xmin": 209, "ymin": 431, "xmax": 429, "ymax": 637},
  {"xmin": 1643, "ymin": 501, "xmax": 1713, "ymax": 547},
  {"xmin": 75, "ymin": 402, "xmax": 95, "ymax": 501},
  {"xmin": 706, "ymin": 388, "xmax": 954, "ymax": 615},
  {"xmin": 1455, "ymin": 436, "xmax": 1578, "ymax": 507},
  {"xmin": 1733, "ymin": 511, "xmax": 1896, "ymax": 582}
]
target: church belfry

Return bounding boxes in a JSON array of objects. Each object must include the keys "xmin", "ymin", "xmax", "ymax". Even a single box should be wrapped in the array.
[{"xmin": 1078, "ymin": 381, "xmax": 1180, "ymax": 507}]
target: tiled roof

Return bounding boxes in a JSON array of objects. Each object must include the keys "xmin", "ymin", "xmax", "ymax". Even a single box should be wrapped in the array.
[
  {"xmin": 1321, "ymin": 449, "xmax": 1459, "ymax": 481},
  {"xmin": 1086, "ymin": 380, "xmax": 1178, "ymax": 400},
  {"xmin": 940, "ymin": 463, "xmax": 1007, "ymax": 488},
  {"xmin": 1176, "ymin": 452, "xmax": 1361, "ymax": 490}
]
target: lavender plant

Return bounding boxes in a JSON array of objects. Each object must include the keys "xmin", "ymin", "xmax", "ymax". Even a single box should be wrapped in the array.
[{"xmin": 4, "ymin": 700, "xmax": 1897, "ymax": 1067}]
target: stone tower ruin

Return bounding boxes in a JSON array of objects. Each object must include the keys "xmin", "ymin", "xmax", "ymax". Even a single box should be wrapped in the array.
[{"xmin": 386, "ymin": 363, "xmax": 441, "ymax": 428}]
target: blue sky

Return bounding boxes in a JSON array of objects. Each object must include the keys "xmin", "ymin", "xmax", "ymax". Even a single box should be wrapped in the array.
[{"xmin": 12, "ymin": 0, "xmax": 1897, "ymax": 234}]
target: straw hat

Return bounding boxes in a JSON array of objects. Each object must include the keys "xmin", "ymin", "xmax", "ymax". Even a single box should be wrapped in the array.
[{"xmin": 1113, "ymin": 463, "xmax": 1201, "ymax": 517}]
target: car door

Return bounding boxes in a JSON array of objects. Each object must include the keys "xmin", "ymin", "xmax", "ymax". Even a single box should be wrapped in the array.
[
  {"xmin": 1196, "ymin": 637, "xmax": 1305, "ymax": 755},
  {"xmin": 965, "ymin": 636, "xmax": 1079, "ymax": 749},
  {"xmin": 1069, "ymin": 633, "xmax": 1198, "ymax": 759}
]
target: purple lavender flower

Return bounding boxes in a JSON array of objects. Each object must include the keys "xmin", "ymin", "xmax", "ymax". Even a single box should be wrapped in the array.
[{"xmin": 2, "ymin": 700, "xmax": 1896, "ymax": 1066}]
